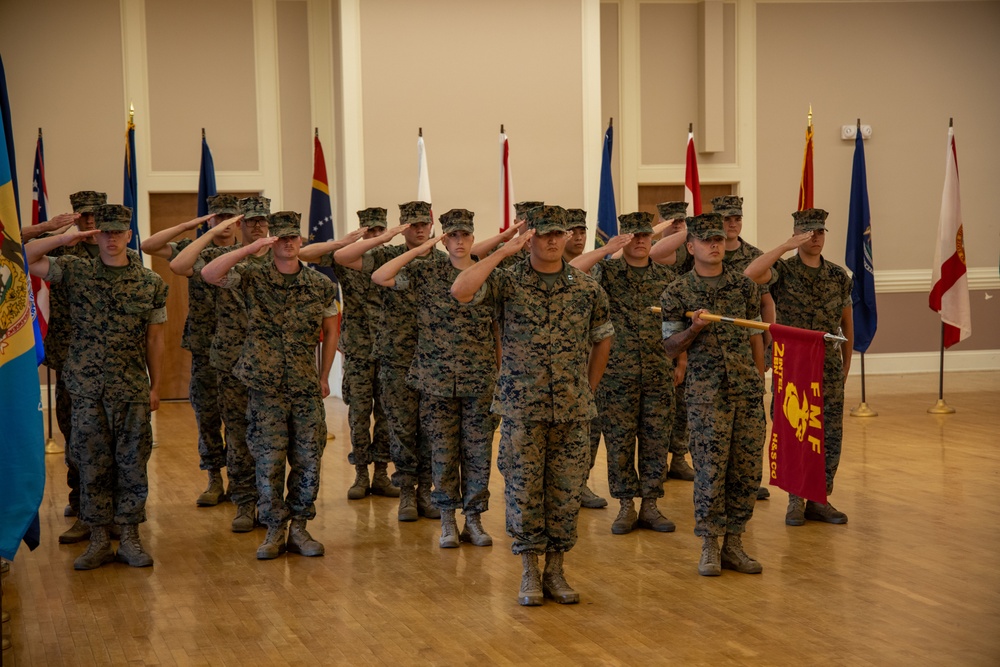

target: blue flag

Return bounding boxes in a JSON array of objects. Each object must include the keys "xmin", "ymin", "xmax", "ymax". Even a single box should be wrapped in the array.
[
  {"xmin": 596, "ymin": 119, "xmax": 617, "ymax": 248},
  {"xmin": 196, "ymin": 132, "xmax": 217, "ymax": 237},
  {"xmin": 307, "ymin": 134, "xmax": 337, "ymax": 283},
  {"xmin": 0, "ymin": 52, "xmax": 46, "ymax": 559},
  {"xmin": 845, "ymin": 127, "xmax": 877, "ymax": 353},
  {"xmin": 28, "ymin": 132, "xmax": 47, "ymax": 365},
  {"xmin": 122, "ymin": 117, "xmax": 142, "ymax": 259}
]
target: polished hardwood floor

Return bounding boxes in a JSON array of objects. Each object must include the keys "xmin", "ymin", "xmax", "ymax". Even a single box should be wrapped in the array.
[{"xmin": 3, "ymin": 371, "xmax": 999, "ymax": 666}]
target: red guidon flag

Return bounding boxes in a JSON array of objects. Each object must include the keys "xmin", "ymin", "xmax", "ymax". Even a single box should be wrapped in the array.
[
  {"xmin": 768, "ymin": 323, "xmax": 828, "ymax": 503},
  {"xmin": 684, "ymin": 127, "xmax": 702, "ymax": 216}
]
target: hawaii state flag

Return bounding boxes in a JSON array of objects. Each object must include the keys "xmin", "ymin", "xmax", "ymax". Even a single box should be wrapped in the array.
[
  {"xmin": 685, "ymin": 126, "xmax": 702, "ymax": 216},
  {"xmin": 768, "ymin": 323, "xmax": 828, "ymax": 504},
  {"xmin": 30, "ymin": 130, "xmax": 50, "ymax": 339},
  {"xmin": 929, "ymin": 121, "xmax": 971, "ymax": 348},
  {"xmin": 499, "ymin": 126, "xmax": 514, "ymax": 232},
  {"xmin": 595, "ymin": 118, "xmax": 616, "ymax": 247}
]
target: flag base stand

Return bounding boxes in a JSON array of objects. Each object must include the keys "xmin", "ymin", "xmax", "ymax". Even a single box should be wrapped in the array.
[
  {"xmin": 45, "ymin": 438, "xmax": 64, "ymax": 455},
  {"xmin": 927, "ymin": 399, "xmax": 956, "ymax": 415},
  {"xmin": 850, "ymin": 402, "xmax": 878, "ymax": 417}
]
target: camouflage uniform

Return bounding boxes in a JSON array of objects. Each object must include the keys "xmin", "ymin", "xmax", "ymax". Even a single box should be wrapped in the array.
[
  {"xmin": 315, "ymin": 256, "xmax": 391, "ymax": 466},
  {"xmin": 399, "ymin": 255, "xmax": 500, "ymax": 513},
  {"xmin": 45, "ymin": 252, "xmax": 168, "ymax": 527},
  {"xmin": 219, "ymin": 258, "xmax": 338, "ymax": 527},
  {"xmin": 661, "ymin": 264, "xmax": 765, "ymax": 537},
  {"xmin": 591, "ymin": 257, "xmax": 677, "ymax": 500},
  {"xmin": 491, "ymin": 259, "xmax": 614, "ymax": 554},
  {"xmin": 364, "ymin": 244, "xmax": 446, "ymax": 488},
  {"xmin": 766, "ymin": 254, "xmax": 852, "ymax": 493},
  {"xmin": 196, "ymin": 243, "xmax": 268, "ymax": 509}
]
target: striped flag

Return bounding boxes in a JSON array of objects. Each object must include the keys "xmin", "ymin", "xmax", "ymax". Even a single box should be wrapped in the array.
[
  {"xmin": 417, "ymin": 129, "xmax": 434, "ymax": 231},
  {"xmin": 595, "ymin": 118, "xmax": 617, "ymax": 247},
  {"xmin": 798, "ymin": 115, "xmax": 814, "ymax": 211},
  {"xmin": 499, "ymin": 126, "xmax": 514, "ymax": 232},
  {"xmin": 122, "ymin": 111, "xmax": 142, "ymax": 259},
  {"xmin": 196, "ymin": 130, "xmax": 217, "ymax": 237},
  {"xmin": 0, "ymin": 53, "xmax": 46, "ymax": 560},
  {"xmin": 929, "ymin": 121, "xmax": 971, "ymax": 348},
  {"xmin": 684, "ymin": 126, "xmax": 702, "ymax": 216},
  {"xmin": 30, "ymin": 129, "xmax": 50, "ymax": 339},
  {"xmin": 308, "ymin": 132, "xmax": 336, "ymax": 282}
]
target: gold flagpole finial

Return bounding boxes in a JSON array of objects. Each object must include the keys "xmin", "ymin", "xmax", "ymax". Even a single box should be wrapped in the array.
[
  {"xmin": 38, "ymin": 127, "xmax": 43, "ymax": 138},
  {"xmin": 315, "ymin": 127, "xmax": 319, "ymax": 138},
  {"xmin": 129, "ymin": 102, "xmax": 135, "ymax": 124},
  {"xmin": 418, "ymin": 127, "xmax": 423, "ymax": 138},
  {"xmin": 808, "ymin": 104, "xmax": 813, "ymax": 129},
  {"xmin": 500, "ymin": 123, "xmax": 504, "ymax": 134},
  {"xmin": 201, "ymin": 127, "xmax": 206, "ymax": 139}
]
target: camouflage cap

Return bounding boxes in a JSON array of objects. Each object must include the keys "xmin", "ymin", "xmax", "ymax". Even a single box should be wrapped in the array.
[
  {"xmin": 711, "ymin": 195, "xmax": 744, "ymax": 218},
  {"xmin": 439, "ymin": 208, "xmax": 475, "ymax": 234},
  {"xmin": 239, "ymin": 196, "xmax": 271, "ymax": 220},
  {"xmin": 565, "ymin": 208, "xmax": 587, "ymax": 229},
  {"xmin": 686, "ymin": 212, "xmax": 726, "ymax": 240},
  {"xmin": 93, "ymin": 204, "xmax": 132, "ymax": 232},
  {"xmin": 526, "ymin": 205, "xmax": 567, "ymax": 234},
  {"xmin": 656, "ymin": 201, "xmax": 688, "ymax": 221},
  {"xmin": 207, "ymin": 194, "xmax": 240, "ymax": 216},
  {"xmin": 399, "ymin": 201, "xmax": 432, "ymax": 224},
  {"xmin": 792, "ymin": 207, "xmax": 829, "ymax": 232},
  {"xmin": 357, "ymin": 207, "xmax": 388, "ymax": 228},
  {"xmin": 268, "ymin": 211, "xmax": 302, "ymax": 238},
  {"xmin": 514, "ymin": 201, "xmax": 544, "ymax": 220},
  {"xmin": 618, "ymin": 211, "xmax": 654, "ymax": 235},
  {"xmin": 70, "ymin": 191, "xmax": 107, "ymax": 214}
]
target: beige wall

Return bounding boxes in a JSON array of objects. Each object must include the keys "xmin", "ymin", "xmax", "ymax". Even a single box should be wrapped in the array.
[
  {"xmin": 277, "ymin": 0, "xmax": 312, "ymax": 221},
  {"xmin": 357, "ymin": 0, "xmax": 585, "ymax": 231},
  {"xmin": 1, "ymin": 0, "xmax": 124, "ymax": 216},
  {"xmin": 601, "ymin": 1, "xmax": 622, "ymax": 213}
]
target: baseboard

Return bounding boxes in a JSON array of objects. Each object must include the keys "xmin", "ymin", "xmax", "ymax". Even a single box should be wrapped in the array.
[{"xmin": 857, "ymin": 349, "xmax": 1000, "ymax": 375}]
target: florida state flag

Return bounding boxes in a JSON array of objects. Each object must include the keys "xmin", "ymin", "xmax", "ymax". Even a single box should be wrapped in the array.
[{"xmin": 768, "ymin": 323, "xmax": 828, "ymax": 503}]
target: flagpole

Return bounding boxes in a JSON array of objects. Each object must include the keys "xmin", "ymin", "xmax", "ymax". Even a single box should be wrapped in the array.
[
  {"xmin": 648, "ymin": 308, "xmax": 847, "ymax": 343},
  {"xmin": 850, "ymin": 353, "xmax": 878, "ymax": 417},
  {"xmin": 927, "ymin": 322, "xmax": 956, "ymax": 414},
  {"xmin": 44, "ymin": 367, "xmax": 62, "ymax": 454}
]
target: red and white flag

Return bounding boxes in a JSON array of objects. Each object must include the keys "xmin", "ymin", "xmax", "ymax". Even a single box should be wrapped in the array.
[
  {"xmin": 30, "ymin": 131, "xmax": 50, "ymax": 338},
  {"xmin": 499, "ymin": 127, "xmax": 514, "ymax": 232},
  {"xmin": 929, "ymin": 122, "xmax": 971, "ymax": 348},
  {"xmin": 684, "ymin": 127, "xmax": 702, "ymax": 216},
  {"xmin": 416, "ymin": 129, "xmax": 435, "ymax": 233}
]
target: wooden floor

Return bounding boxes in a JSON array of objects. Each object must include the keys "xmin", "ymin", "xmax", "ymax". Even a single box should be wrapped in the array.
[{"xmin": 3, "ymin": 371, "xmax": 999, "ymax": 666}]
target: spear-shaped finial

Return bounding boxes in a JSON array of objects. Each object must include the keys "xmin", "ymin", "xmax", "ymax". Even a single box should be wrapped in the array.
[
  {"xmin": 419, "ymin": 127, "xmax": 423, "ymax": 137},
  {"xmin": 201, "ymin": 127, "xmax": 206, "ymax": 139},
  {"xmin": 688, "ymin": 122, "xmax": 693, "ymax": 133},
  {"xmin": 38, "ymin": 127, "xmax": 42, "ymax": 138},
  {"xmin": 315, "ymin": 127, "xmax": 319, "ymax": 138},
  {"xmin": 856, "ymin": 117, "xmax": 861, "ymax": 129},
  {"xmin": 129, "ymin": 101, "xmax": 134, "ymax": 124},
  {"xmin": 609, "ymin": 117, "xmax": 613, "ymax": 129},
  {"xmin": 949, "ymin": 117, "xmax": 953, "ymax": 128},
  {"xmin": 500, "ymin": 123, "xmax": 504, "ymax": 134},
  {"xmin": 808, "ymin": 104, "xmax": 813, "ymax": 128}
]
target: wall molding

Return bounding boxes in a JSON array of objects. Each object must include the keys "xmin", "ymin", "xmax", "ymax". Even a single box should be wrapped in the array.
[
  {"xmin": 874, "ymin": 267, "xmax": 1000, "ymax": 293},
  {"xmin": 581, "ymin": 0, "xmax": 604, "ymax": 244},
  {"xmin": 338, "ymin": 0, "xmax": 366, "ymax": 230},
  {"xmin": 856, "ymin": 349, "xmax": 1000, "ymax": 375}
]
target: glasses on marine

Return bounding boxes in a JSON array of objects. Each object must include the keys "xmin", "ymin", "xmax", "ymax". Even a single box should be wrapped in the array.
[{"xmin": 245, "ymin": 219, "xmax": 269, "ymax": 229}]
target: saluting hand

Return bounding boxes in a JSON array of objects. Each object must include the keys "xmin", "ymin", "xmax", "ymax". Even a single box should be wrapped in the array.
[
  {"xmin": 380, "ymin": 224, "xmax": 410, "ymax": 242},
  {"xmin": 785, "ymin": 231, "xmax": 814, "ymax": 250},
  {"xmin": 605, "ymin": 233, "xmax": 634, "ymax": 254},
  {"xmin": 500, "ymin": 220, "xmax": 526, "ymax": 241},
  {"xmin": 185, "ymin": 213, "xmax": 216, "ymax": 231},
  {"xmin": 250, "ymin": 235, "xmax": 279, "ymax": 250},
  {"xmin": 63, "ymin": 229, "xmax": 101, "ymax": 246},
  {"xmin": 212, "ymin": 214, "xmax": 243, "ymax": 233},
  {"xmin": 501, "ymin": 228, "xmax": 534, "ymax": 255}
]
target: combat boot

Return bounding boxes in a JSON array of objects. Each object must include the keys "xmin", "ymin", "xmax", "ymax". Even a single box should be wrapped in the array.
[
  {"xmin": 805, "ymin": 500, "xmax": 848, "ymax": 524},
  {"xmin": 370, "ymin": 462, "xmax": 400, "ymax": 497},
  {"xmin": 73, "ymin": 526, "xmax": 115, "ymax": 571},
  {"xmin": 542, "ymin": 552, "xmax": 580, "ymax": 604},
  {"xmin": 637, "ymin": 498, "xmax": 676, "ymax": 532},
  {"xmin": 347, "ymin": 464, "xmax": 370, "ymax": 500},
  {"xmin": 398, "ymin": 486, "xmax": 418, "ymax": 522},
  {"xmin": 197, "ymin": 469, "xmax": 225, "ymax": 506},
  {"xmin": 518, "ymin": 553, "xmax": 543, "ymax": 606},
  {"xmin": 460, "ymin": 512, "xmax": 493, "ymax": 546},
  {"xmin": 417, "ymin": 483, "xmax": 440, "ymax": 519},
  {"xmin": 109, "ymin": 524, "xmax": 121, "ymax": 540},
  {"xmin": 256, "ymin": 523, "xmax": 287, "ymax": 560},
  {"xmin": 757, "ymin": 486, "xmax": 770, "ymax": 500},
  {"xmin": 59, "ymin": 519, "xmax": 91, "ymax": 544},
  {"xmin": 667, "ymin": 454, "xmax": 695, "ymax": 481},
  {"xmin": 785, "ymin": 495, "xmax": 806, "ymax": 526},
  {"xmin": 287, "ymin": 519, "xmax": 324, "ymax": 556},
  {"xmin": 698, "ymin": 536, "xmax": 722, "ymax": 576},
  {"xmin": 611, "ymin": 498, "xmax": 638, "ymax": 534},
  {"xmin": 231, "ymin": 503, "xmax": 255, "ymax": 533},
  {"xmin": 116, "ymin": 524, "xmax": 153, "ymax": 568},
  {"xmin": 64, "ymin": 504, "xmax": 77, "ymax": 517},
  {"xmin": 721, "ymin": 533, "xmax": 763, "ymax": 574},
  {"xmin": 580, "ymin": 484, "xmax": 608, "ymax": 509},
  {"xmin": 439, "ymin": 509, "xmax": 459, "ymax": 548}
]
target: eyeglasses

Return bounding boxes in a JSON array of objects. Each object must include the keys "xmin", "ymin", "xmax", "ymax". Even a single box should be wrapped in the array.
[{"xmin": 245, "ymin": 219, "xmax": 269, "ymax": 229}]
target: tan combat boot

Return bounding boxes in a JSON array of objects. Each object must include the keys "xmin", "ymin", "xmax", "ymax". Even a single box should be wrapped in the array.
[
  {"xmin": 256, "ymin": 523, "xmax": 288, "ymax": 560},
  {"xmin": 518, "ymin": 553, "xmax": 543, "ymax": 606},
  {"xmin": 698, "ymin": 536, "xmax": 722, "ymax": 576},
  {"xmin": 637, "ymin": 498, "xmax": 676, "ymax": 532},
  {"xmin": 59, "ymin": 519, "xmax": 91, "ymax": 544},
  {"xmin": 347, "ymin": 464, "xmax": 370, "ymax": 500},
  {"xmin": 231, "ymin": 503, "xmax": 255, "ymax": 533},
  {"xmin": 370, "ymin": 462, "xmax": 400, "ymax": 497},
  {"xmin": 439, "ymin": 509, "xmax": 459, "ymax": 548},
  {"xmin": 416, "ymin": 481, "xmax": 440, "ymax": 519},
  {"xmin": 542, "ymin": 552, "xmax": 580, "ymax": 604},
  {"xmin": 73, "ymin": 525, "xmax": 115, "ymax": 571},
  {"xmin": 611, "ymin": 498, "xmax": 638, "ymax": 534},
  {"xmin": 287, "ymin": 519, "xmax": 324, "ymax": 557},
  {"xmin": 805, "ymin": 500, "xmax": 848, "ymax": 524},
  {"xmin": 785, "ymin": 495, "xmax": 806, "ymax": 526},
  {"xmin": 398, "ymin": 486, "xmax": 418, "ymax": 522},
  {"xmin": 197, "ymin": 469, "xmax": 225, "ymax": 506},
  {"xmin": 580, "ymin": 484, "xmax": 608, "ymax": 509},
  {"xmin": 116, "ymin": 524, "xmax": 153, "ymax": 567},
  {"xmin": 667, "ymin": 454, "xmax": 695, "ymax": 481},
  {"xmin": 721, "ymin": 533, "xmax": 763, "ymax": 574},
  {"xmin": 460, "ymin": 512, "xmax": 492, "ymax": 546}
]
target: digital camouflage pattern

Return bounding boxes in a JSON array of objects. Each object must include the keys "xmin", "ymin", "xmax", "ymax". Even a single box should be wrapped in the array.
[
  {"xmin": 380, "ymin": 363, "xmax": 431, "ymax": 488},
  {"xmin": 422, "ymin": 392, "xmax": 497, "ymax": 513},
  {"xmin": 217, "ymin": 379, "xmax": 256, "ymax": 507},
  {"xmin": 490, "ymin": 260, "xmax": 614, "ymax": 422},
  {"xmin": 341, "ymin": 354, "xmax": 391, "ymax": 466},
  {"xmin": 245, "ymin": 389, "xmax": 326, "ymax": 527},
  {"xmin": 69, "ymin": 190, "xmax": 107, "ymax": 213},
  {"xmin": 199, "ymin": 245, "xmax": 269, "ymax": 373},
  {"xmin": 591, "ymin": 258, "xmax": 677, "ymax": 499},
  {"xmin": 43, "ymin": 242, "xmax": 101, "ymax": 371},
  {"xmin": 498, "ymin": 418, "xmax": 590, "ymax": 555},
  {"xmin": 767, "ymin": 254, "xmax": 852, "ymax": 493},
  {"xmin": 661, "ymin": 264, "xmax": 765, "ymax": 536}
]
